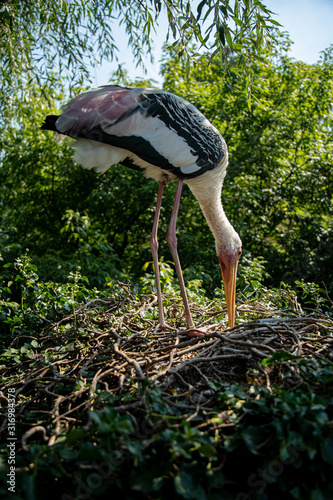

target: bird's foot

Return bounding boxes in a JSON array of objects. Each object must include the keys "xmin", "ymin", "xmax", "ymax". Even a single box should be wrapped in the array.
[
  {"xmin": 154, "ymin": 322, "xmax": 176, "ymax": 334},
  {"xmin": 180, "ymin": 326, "xmax": 210, "ymax": 338},
  {"xmin": 185, "ymin": 328, "xmax": 205, "ymax": 338},
  {"xmin": 154, "ymin": 323, "xmax": 208, "ymax": 338}
]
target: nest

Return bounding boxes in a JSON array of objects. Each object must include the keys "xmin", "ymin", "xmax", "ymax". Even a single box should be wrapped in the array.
[{"xmin": 1, "ymin": 282, "xmax": 332, "ymax": 449}]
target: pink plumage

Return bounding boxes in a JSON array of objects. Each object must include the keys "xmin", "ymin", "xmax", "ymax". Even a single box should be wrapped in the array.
[{"xmin": 56, "ymin": 86, "xmax": 144, "ymax": 136}]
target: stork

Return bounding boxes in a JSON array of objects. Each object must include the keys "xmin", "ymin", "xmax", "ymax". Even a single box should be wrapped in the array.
[{"xmin": 41, "ymin": 85, "xmax": 242, "ymax": 336}]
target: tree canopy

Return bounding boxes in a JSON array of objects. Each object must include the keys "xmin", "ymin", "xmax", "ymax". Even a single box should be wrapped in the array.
[
  {"xmin": 0, "ymin": 0, "xmax": 280, "ymax": 113},
  {"xmin": 161, "ymin": 43, "xmax": 333, "ymax": 289},
  {"xmin": 1, "ymin": 40, "xmax": 333, "ymax": 294}
]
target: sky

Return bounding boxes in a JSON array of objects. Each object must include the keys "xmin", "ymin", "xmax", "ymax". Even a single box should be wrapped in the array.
[{"xmin": 93, "ymin": 0, "xmax": 333, "ymax": 87}]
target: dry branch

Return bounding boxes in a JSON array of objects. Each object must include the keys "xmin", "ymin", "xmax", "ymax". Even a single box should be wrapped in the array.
[{"xmin": 1, "ymin": 290, "xmax": 332, "ymax": 446}]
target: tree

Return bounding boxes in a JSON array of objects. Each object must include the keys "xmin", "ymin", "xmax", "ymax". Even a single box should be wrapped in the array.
[
  {"xmin": 1, "ymin": 41, "xmax": 333, "ymax": 293},
  {"xmin": 0, "ymin": 0, "xmax": 279, "ymax": 114},
  {"xmin": 161, "ymin": 41, "xmax": 333, "ymax": 290}
]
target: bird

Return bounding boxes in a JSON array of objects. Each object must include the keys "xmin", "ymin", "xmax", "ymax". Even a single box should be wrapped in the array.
[{"xmin": 41, "ymin": 85, "xmax": 242, "ymax": 336}]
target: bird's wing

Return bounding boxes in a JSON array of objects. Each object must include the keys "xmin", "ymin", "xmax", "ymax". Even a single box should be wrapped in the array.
[
  {"xmin": 55, "ymin": 85, "xmax": 144, "ymax": 137},
  {"xmin": 55, "ymin": 86, "xmax": 227, "ymax": 179}
]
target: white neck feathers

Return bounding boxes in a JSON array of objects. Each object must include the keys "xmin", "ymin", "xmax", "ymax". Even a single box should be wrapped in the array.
[{"xmin": 185, "ymin": 160, "xmax": 241, "ymax": 256}]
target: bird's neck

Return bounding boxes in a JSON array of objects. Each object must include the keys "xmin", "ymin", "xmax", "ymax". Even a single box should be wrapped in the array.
[
  {"xmin": 199, "ymin": 193, "xmax": 236, "ymax": 255},
  {"xmin": 186, "ymin": 168, "xmax": 238, "ymax": 256}
]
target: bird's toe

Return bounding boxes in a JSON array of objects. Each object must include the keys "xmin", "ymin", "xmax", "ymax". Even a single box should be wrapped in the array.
[{"xmin": 183, "ymin": 328, "xmax": 206, "ymax": 338}]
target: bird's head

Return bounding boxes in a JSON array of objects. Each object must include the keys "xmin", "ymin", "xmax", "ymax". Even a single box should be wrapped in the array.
[{"xmin": 218, "ymin": 234, "xmax": 242, "ymax": 329}]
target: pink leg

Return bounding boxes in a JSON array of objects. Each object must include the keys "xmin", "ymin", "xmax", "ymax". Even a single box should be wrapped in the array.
[
  {"xmin": 167, "ymin": 180, "xmax": 198, "ymax": 332},
  {"xmin": 149, "ymin": 181, "xmax": 166, "ymax": 327}
]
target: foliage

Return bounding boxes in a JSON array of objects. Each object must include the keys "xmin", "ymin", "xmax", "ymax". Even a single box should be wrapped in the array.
[
  {"xmin": 0, "ymin": 0, "xmax": 280, "ymax": 115},
  {"xmin": 1, "ymin": 42, "xmax": 333, "ymax": 294},
  {"xmin": 0, "ymin": 257, "xmax": 332, "ymax": 499},
  {"xmin": 0, "ymin": 82, "xmax": 146, "ymax": 286},
  {"xmin": 3, "ymin": 381, "xmax": 331, "ymax": 500},
  {"xmin": 161, "ymin": 42, "xmax": 333, "ymax": 292}
]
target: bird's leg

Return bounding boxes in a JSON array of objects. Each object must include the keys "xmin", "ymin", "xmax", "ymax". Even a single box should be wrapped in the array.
[
  {"xmin": 167, "ymin": 180, "xmax": 204, "ymax": 337},
  {"xmin": 150, "ymin": 181, "xmax": 167, "ymax": 328}
]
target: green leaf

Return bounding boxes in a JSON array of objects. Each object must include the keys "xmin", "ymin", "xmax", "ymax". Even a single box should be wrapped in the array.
[
  {"xmin": 198, "ymin": 444, "xmax": 217, "ymax": 458},
  {"xmin": 321, "ymin": 436, "xmax": 333, "ymax": 466},
  {"xmin": 196, "ymin": 0, "xmax": 206, "ymax": 20},
  {"xmin": 59, "ymin": 447, "xmax": 78, "ymax": 460},
  {"xmin": 174, "ymin": 471, "xmax": 194, "ymax": 497},
  {"xmin": 241, "ymin": 426, "xmax": 266, "ymax": 454},
  {"xmin": 65, "ymin": 428, "xmax": 86, "ymax": 445},
  {"xmin": 217, "ymin": 25, "xmax": 225, "ymax": 46},
  {"xmin": 261, "ymin": 351, "xmax": 298, "ymax": 366}
]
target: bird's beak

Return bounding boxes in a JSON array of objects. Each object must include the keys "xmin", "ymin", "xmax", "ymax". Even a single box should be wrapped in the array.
[{"xmin": 219, "ymin": 249, "xmax": 241, "ymax": 328}]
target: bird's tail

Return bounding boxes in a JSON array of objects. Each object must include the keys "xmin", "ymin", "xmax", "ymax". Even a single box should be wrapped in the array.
[
  {"xmin": 40, "ymin": 115, "xmax": 60, "ymax": 132},
  {"xmin": 41, "ymin": 115, "xmax": 68, "ymax": 142}
]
